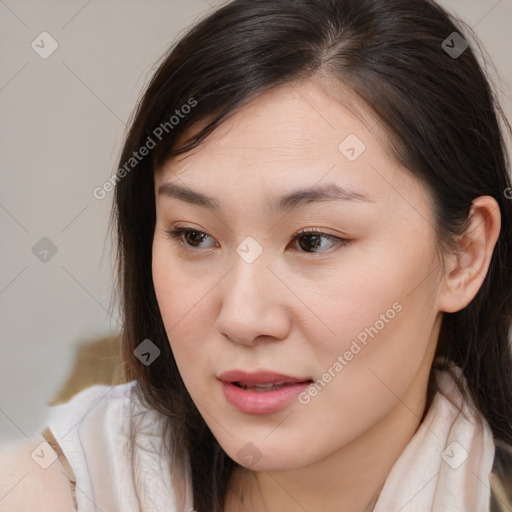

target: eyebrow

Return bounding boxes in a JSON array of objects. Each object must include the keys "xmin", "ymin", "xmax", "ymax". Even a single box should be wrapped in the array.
[{"xmin": 158, "ymin": 182, "xmax": 373, "ymax": 214}]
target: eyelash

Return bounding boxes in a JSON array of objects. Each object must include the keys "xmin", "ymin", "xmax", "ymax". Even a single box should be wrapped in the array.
[{"xmin": 164, "ymin": 226, "xmax": 350, "ymax": 254}]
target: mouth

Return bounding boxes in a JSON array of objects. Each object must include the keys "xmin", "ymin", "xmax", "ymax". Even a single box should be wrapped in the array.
[
  {"xmin": 218, "ymin": 372, "xmax": 314, "ymax": 414},
  {"xmin": 218, "ymin": 369, "xmax": 313, "ymax": 391},
  {"xmin": 230, "ymin": 381, "xmax": 313, "ymax": 392}
]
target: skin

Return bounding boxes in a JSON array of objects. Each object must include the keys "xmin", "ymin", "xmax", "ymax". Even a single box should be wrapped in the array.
[{"xmin": 152, "ymin": 79, "xmax": 500, "ymax": 511}]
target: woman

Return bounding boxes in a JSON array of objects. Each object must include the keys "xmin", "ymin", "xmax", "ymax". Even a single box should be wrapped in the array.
[{"xmin": 2, "ymin": 0, "xmax": 511, "ymax": 511}]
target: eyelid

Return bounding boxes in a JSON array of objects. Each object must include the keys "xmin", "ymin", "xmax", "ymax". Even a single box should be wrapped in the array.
[{"xmin": 294, "ymin": 227, "xmax": 341, "ymax": 238}]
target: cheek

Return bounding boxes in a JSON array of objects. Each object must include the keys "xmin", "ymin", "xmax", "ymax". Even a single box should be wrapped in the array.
[
  {"xmin": 305, "ymin": 246, "xmax": 436, "ymax": 364},
  {"xmin": 152, "ymin": 236, "xmax": 213, "ymax": 327},
  {"xmin": 292, "ymin": 281, "xmax": 438, "ymax": 465},
  {"xmin": 309, "ymin": 237, "xmax": 440, "ymax": 401},
  {"xmin": 151, "ymin": 240, "xmax": 218, "ymax": 383}
]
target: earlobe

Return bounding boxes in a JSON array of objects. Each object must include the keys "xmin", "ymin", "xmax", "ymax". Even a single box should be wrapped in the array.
[{"xmin": 439, "ymin": 196, "xmax": 501, "ymax": 313}]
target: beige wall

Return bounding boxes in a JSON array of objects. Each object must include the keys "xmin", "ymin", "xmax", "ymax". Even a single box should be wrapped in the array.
[{"xmin": 1, "ymin": 0, "xmax": 511, "ymax": 444}]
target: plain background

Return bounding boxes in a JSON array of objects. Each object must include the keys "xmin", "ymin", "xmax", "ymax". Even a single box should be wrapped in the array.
[{"xmin": 1, "ymin": 0, "xmax": 511, "ymax": 445}]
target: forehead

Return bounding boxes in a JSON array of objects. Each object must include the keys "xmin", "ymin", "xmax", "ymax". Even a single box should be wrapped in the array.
[
  {"xmin": 154, "ymin": 79, "xmax": 414, "ymax": 206},
  {"xmin": 172, "ymin": 81, "xmax": 374, "ymax": 152}
]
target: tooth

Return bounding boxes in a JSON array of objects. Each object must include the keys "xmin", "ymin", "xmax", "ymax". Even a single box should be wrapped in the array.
[
  {"xmin": 243, "ymin": 383, "xmax": 288, "ymax": 391},
  {"xmin": 242, "ymin": 383, "xmax": 270, "ymax": 389}
]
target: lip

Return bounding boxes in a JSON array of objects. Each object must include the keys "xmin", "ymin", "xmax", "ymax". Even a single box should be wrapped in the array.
[
  {"xmin": 218, "ymin": 370, "xmax": 313, "ymax": 414},
  {"xmin": 218, "ymin": 370, "xmax": 311, "ymax": 386}
]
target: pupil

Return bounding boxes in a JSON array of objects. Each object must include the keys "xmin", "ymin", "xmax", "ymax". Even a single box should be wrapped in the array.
[
  {"xmin": 186, "ymin": 230, "xmax": 206, "ymax": 246},
  {"xmin": 300, "ymin": 234, "xmax": 321, "ymax": 251}
]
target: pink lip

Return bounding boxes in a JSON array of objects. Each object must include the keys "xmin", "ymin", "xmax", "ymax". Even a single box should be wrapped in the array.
[
  {"xmin": 218, "ymin": 370, "xmax": 311, "ymax": 386},
  {"xmin": 218, "ymin": 370, "xmax": 313, "ymax": 414}
]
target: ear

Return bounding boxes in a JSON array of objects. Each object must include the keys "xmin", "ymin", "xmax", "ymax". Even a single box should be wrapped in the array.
[{"xmin": 438, "ymin": 196, "xmax": 501, "ymax": 313}]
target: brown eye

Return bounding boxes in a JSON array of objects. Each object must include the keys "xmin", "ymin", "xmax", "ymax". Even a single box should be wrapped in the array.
[
  {"xmin": 165, "ymin": 228, "xmax": 216, "ymax": 249},
  {"xmin": 293, "ymin": 229, "xmax": 349, "ymax": 253},
  {"xmin": 183, "ymin": 230, "xmax": 209, "ymax": 247}
]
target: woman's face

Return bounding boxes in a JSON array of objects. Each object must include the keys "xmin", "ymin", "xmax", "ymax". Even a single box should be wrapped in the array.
[{"xmin": 152, "ymin": 80, "xmax": 444, "ymax": 471}]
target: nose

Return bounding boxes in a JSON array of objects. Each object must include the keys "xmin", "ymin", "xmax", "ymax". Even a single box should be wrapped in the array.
[{"xmin": 214, "ymin": 252, "xmax": 291, "ymax": 346}]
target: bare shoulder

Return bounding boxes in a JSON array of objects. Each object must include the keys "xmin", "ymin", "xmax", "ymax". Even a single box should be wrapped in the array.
[{"xmin": 0, "ymin": 434, "xmax": 76, "ymax": 512}]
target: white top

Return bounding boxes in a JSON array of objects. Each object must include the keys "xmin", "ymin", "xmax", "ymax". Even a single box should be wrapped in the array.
[
  {"xmin": 44, "ymin": 381, "xmax": 192, "ymax": 512},
  {"xmin": 43, "ymin": 366, "xmax": 496, "ymax": 512}
]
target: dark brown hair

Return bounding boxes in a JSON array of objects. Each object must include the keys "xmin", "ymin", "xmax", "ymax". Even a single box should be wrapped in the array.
[{"xmin": 112, "ymin": 1, "xmax": 512, "ymax": 510}]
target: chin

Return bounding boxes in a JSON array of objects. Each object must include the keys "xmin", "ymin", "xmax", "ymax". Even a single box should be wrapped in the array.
[{"xmin": 219, "ymin": 437, "xmax": 318, "ymax": 472}]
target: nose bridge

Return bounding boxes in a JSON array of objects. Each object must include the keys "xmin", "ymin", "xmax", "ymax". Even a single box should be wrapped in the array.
[
  {"xmin": 215, "ymin": 240, "xmax": 290, "ymax": 344},
  {"xmin": 225, "ymin": 241, "xmax": 272, "ymax": 310}
]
